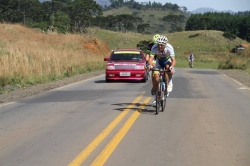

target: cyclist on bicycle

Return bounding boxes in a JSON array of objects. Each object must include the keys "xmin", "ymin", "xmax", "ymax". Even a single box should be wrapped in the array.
[
  {"xmin": 148, "ymin": 35, "xmax": 176, "ymax": 106},
  {"xmin": 145, "ymin": 34, "xmax": 160, "ymax": 95},
  {"xmin": 189, "ymin": 53, "xmax": 194, "ymax": 68}
]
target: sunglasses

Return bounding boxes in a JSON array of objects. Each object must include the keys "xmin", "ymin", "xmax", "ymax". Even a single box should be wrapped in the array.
[{"xmin": 158, "ymin": 44, "xmax": 166, "ymax": 47}]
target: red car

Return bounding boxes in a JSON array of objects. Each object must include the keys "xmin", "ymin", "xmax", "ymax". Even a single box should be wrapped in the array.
[{"xmin": 104, "ymin": 48, "xmax": 147, "ymax": 82}]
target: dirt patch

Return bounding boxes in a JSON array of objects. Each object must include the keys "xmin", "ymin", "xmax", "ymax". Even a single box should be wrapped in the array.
[{"xmin": 81, "ymin": 37, "xmax": 110, "ymax": 55}]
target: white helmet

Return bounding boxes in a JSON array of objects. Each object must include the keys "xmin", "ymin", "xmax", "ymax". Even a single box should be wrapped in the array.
[{"xmin": 156, "ymin": 35, "xmax": 168, "ymax": 45}]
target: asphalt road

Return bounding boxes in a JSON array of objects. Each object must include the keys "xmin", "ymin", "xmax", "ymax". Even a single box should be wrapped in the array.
[{"xmin": 0, "ymin": 68, "xmax": 250, "ymax": 166}]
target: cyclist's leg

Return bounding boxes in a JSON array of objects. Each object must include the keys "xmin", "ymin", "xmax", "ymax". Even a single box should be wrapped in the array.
[
  {"xmin": 154, "ymin": 59, "xmax": 166, "ymax": 93},
  {"xmin": 151, "ymin": 60, "xmax": 156, "ymax": 95},
  {"xmin": 164, "ymin": 63, "xmax": 170, "ymax": 94},
  {"xmin": 164, "ymin": 61, "xmax": 174, "ymax": 92},
  {"xmin": 152, "ymin": 71, "xmax": 159, "ymax": 106},
  {"xmin": 152, "ymin": 60, "xmax": 160, "ymax": 106},
  {"xmin": 153, "ymin": 71, "xmax": 159, "ymax": 92}
]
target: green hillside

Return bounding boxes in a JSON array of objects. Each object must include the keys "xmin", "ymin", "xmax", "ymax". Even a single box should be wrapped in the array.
[
  {"xmin": 103, "ymin": 6, "xmax": 190, "ymax": 34},
  {"xmin": 87, "ymin": 27, "xmax": 248, "ymax": 69}
]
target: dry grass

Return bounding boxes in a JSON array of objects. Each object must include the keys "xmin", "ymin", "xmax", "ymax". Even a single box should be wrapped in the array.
[{"xmin": 0, "ymin": 24, "xmax": 110, "ymax": 87}]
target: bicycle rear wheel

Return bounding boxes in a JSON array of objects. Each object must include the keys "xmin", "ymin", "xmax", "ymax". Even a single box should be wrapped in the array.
[
  {"xmin": 160, "ymin": 97, "xmax": 166, "ymax": 112},
  {"xmin": 155, "ymin": 81, "xmax": 161, "ymax": 115}
]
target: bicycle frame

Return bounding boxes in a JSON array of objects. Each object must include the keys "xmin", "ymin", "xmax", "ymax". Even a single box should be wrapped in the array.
[{"xmin": 151, "ymin": 67, "xmax": 169, "ymax": 114}]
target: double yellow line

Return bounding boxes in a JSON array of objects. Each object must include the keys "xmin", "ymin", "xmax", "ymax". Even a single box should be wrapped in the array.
[{"xmin": 68, "ymin": 92, "xmax": 151, "ymax": 166}]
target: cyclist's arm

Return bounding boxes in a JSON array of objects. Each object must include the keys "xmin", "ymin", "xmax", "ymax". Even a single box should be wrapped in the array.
[
  {"xmin": 145, "ymin": 50, "xmax": 151, "ymax": 62},
  {"xmin": 148, "ymin": 53, "xmax": 155, "ymax": 66},
  {"xmin": 171, "ymin": 57, "xmax": 176, "ymax": 67}
]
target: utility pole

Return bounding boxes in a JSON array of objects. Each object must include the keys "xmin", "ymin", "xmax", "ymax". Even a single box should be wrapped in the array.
[{"xmin": 23, "ymin": 9, "xmax": 25, "ymax": 25}]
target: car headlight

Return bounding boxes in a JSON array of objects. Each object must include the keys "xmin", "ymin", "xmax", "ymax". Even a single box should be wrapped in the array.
[
  {"xmin": 107, "ymin": 66, "xmax": 115, "ymax": 69},
  {"xmin": 135, "ymin": 66, "xmax": 144, "ymax": 69}
]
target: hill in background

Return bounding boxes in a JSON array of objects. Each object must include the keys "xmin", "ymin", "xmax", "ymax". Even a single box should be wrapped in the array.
[
  {"xmin": 191, "ymin": 7, "xmax": 236, "ymax": 14},
  {"xmin": 103, "ymin": 6, "xmax": 190, "ymax": 34},
  {"xmin": 39, "ymin": 0, "xmax": 111, "ymax": 6}
]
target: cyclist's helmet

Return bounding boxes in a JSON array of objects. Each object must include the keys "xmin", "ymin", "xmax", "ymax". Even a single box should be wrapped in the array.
[
  {"xmin": 152, "ymin": 34, "xmax": 160, "ymax": 44},
  {"xmin": 156, "ymin": 35, "xmax": 168, "ymax": 45}
]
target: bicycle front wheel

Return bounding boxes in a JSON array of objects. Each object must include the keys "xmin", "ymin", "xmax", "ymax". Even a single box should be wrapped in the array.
[
  {"xmin": 161, "ymin": 74, "xmax": 169, "ymax": 112},
  {"xmin": 155, "ymin": 81, "xmax": 161, "ymax": 115},
  {"xmin": 161, "ymin": 96, "xmax": 166, "ymax": 112}
]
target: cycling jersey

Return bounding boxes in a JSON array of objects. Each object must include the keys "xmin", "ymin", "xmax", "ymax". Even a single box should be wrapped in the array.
[
  {"xmin": 150, "ymin": 43, "xmax": 175, "ymax": 62},
  {"xmin": 147, "ymin": 42, "xmax": 154, "ymax": 51},
  {"xmin": 189, "ymin": 54, "xmax": 194, "ymax": 61},
  {"xmin": 150, "ymin": 43, "xmax": 175, "ymax": 69}
]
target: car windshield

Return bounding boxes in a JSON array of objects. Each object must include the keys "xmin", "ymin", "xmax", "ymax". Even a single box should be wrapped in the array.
[{"xmin": 110, "ymin": 52, "xmax": 142, "ymax": 61}]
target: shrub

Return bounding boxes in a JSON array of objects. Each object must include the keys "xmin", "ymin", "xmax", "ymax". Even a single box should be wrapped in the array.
[{"xmin": 223, "ymin": 32, "xmax": 236, "ymax": 40}]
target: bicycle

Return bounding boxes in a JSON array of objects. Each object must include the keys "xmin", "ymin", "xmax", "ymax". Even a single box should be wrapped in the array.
[
  {"xmin": 151, "ymin": 67, "xmax": 170, "ymax": 115},
  {"xmin": 189, "ymin": 60, "xmax": 193, "ymax": 68}
]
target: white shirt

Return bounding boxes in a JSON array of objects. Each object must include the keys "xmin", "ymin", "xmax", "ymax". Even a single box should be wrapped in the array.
[{"xmin": 150, "ymin": 43, "xmax": 175, "ymax": 61}]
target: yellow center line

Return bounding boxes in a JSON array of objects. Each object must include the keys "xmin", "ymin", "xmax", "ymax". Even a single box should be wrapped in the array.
[
  {"xmin": 68, "ymin": 92, "xmax": 145, "ymax": 166},
  {"xmin": 91, "ymin": 97, "xmax": 151, "ymax": 166}
]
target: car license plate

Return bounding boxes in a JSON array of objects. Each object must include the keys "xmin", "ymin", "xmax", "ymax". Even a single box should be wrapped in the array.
[{"xmin": 120, "ymin": 72, "xmax": 131, "ymax": 76}]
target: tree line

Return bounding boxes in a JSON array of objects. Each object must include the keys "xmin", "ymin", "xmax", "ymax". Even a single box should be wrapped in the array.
[
  {"xmin": 185, "ymin": 12, "xmax": 250, "ymax": 42},
  {"xmin": 106, "ymin": 0, "xmax": 184, "ymax": 12},
  {"xmin": 0, "ymin": 0, "xmax": 103, "ymax": 33},
  {"xmin": 0, "ymin": 0, "xmax": 186, "ymax": 34},
  {"xmin": 1, "ymin": 0, "xmax": 249, "ymax": 39}
]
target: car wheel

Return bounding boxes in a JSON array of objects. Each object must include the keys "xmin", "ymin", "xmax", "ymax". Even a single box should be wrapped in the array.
[
  {"xmin": 106, "ymin": 77, "xmax": 111, "ymax": 82},
  {"xmin": 141, "ymin": 74, "xmax": 147, "ymax": 83}
]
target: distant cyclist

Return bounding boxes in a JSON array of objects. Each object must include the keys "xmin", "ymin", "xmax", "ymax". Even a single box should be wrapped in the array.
[
  {"xmin": 189, "ymin": 53, "xmax": 194, "ymax": 68},
  {"xmin": 145, "ymin": 34, "xmax": 160, "ymax": 95},
  {"xmin": 148, "ymin": 35, "xmax": 176, "ymax": 106}
]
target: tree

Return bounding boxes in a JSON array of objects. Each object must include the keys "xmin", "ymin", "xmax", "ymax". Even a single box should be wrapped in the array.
[
  {"xmin": 137, "ymin": 23, "xmax": 150, "ymax": 33},
  {"xmin": 163, "ymin": 14, "xmax": 180, "ymax": 33},
  {"xmin": 0, "ymin": 0, "xmax": 43, "ymax": 24},
  {"xmin": 182, "ymin": 6, "xmax": 187, "ymax": 13},
  {"xmin": 65, "ymin": 0, "xmax": 103, "ymax": 33},
  {"xmin": 53, "ymin": 11, "xmax": 71, "ymax": 33},
  {"xmin": 0, "ymin": 0, "xmax": 21, "ymax": 22},
  {"xmin": 223, "ymin": 32, "xmax": 236, "ymax": 40},
  {"xmin": 172, "ymin": 4, "xmax": 179, "ymax": 11},
  {"xmin": 200, "ymin": 16, "xmax": 212, "ymax": 36}
]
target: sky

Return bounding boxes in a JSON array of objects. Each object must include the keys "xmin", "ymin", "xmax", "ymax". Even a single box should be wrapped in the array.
[{"xmin": 135, "ymin": 0, "xmax": 250, "ymax": 12}]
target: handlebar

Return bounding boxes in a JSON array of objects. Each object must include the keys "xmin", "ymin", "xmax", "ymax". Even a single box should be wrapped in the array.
[{"xmin": 149, "ymin": 67, "xmax": 170, "ymax": 72}]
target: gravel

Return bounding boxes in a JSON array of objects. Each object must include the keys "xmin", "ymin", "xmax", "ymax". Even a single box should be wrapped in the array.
[
  {"xmin": 0, "ymin": 70, "xmax": 105, "ymax": 104},
  {"xmin": 217, "ymin": 69, "xmax": 250, "ymax": 88},
  {"xmin": 0, "ymin": 69, "xmax": 249, "ymax": 104}
]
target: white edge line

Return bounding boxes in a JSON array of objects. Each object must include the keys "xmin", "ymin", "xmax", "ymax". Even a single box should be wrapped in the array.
[
  {"xmin": 55, "ymin": 74, "xmax": 105, "ymax": 90},
  {"xmin": 0, "ymin": 102, "xmax": 16, "ymax": 107},
  {"xmin": 222, "ymin": 73, "xmax": 243, "ymax": 86},
  {"xmin": 222, "ymin": 73, "xmax": 250, "ymax": 90}
]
